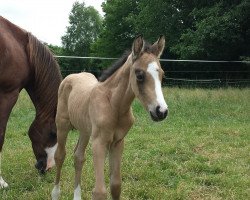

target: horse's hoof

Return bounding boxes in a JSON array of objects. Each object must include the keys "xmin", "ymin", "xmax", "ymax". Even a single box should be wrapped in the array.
[{"xmin": 0, "ymin": 176, "xmax": 8, "ymax": 189}]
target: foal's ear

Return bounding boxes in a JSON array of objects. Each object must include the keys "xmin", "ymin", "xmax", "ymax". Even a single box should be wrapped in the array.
[
  {"xmin": 152, "ymin": 35, "xmax": 165, "ymax": 58},
  {"xmin": 132, "ymin": 35, "xmax": 144, "ymax": 61}
]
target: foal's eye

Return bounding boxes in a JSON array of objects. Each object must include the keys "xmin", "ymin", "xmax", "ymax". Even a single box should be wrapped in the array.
[{"xmin": 135, "ymin": 69, "xmax": 145, "ymax": 82}]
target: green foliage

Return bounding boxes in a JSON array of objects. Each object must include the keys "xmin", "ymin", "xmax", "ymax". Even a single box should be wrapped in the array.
[
  {"xmin": 1, "ymin": 88, "xmax": 250, "ymax": 199},
  {"xmin": 87, "ymin": 0, "xmax": 249, "ymax": 84},
  {"xmin": 62, "ymin": 1, "xmax": 102, "ymax": 55},
  {"xmin": 171, "ymin": 1, "xmax": 250, "ymax": 60},
  {"xmin": 45, "ymin": 44, "xmax": 70, "ymax": 74},
  {"xmin": 46, "ymin": 43, "xmax": 64, "ymax": 56},
  {"xmin": 91, "ymin": 0, "xmax": 249, "ymax": 61},
  {"xmin": 52, "ymin": 0, "xmax": 249, "ymax": 80},
  {"xmin": 91, "ymin": 0, "xmax": 139, "ymax": 58},
  {"xmin": 61, "ymin": 1, "xmax": 102, "ymax": 76},
  {"xmin": 131, "ymin": 0, "xmax": 191, "ymax": 51}
]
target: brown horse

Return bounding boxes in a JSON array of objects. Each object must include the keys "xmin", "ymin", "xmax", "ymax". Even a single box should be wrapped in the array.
[
  {"xmin": 0, "ymin": 16, "xmax": 62, "ymax": 188},
  {"xmin": 51, "ymin": 35, "xmax": 168, "ymax": 200}
]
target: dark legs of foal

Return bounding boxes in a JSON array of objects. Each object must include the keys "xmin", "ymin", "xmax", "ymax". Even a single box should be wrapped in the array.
[{"xmin": 0, "ymin": 90, "xmax": 19, "ymax": 188}]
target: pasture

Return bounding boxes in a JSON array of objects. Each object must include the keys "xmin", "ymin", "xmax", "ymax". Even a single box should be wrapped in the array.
[{"xmin": 0, "ymin": 87, "xmax": 249, "ymax": 200}]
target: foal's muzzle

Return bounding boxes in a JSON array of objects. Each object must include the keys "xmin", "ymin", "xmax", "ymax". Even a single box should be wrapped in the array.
[{"xmin": 150, "ymin": 106, "xmax": 168, "ymax": 121}]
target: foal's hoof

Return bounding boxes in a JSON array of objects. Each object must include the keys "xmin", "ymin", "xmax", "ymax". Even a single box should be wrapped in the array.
[{"xmin": 0, "ymin": 176, "xmax": 8, "ymax": 189}]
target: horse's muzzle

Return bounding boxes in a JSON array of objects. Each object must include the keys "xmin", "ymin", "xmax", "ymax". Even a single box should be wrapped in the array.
[{"xmin": 35, "ymin": 159, "xmax": 47, "ymax": 174}]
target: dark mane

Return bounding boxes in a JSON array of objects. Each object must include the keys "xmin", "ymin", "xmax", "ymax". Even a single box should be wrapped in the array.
[
  {"xmin": 99, "ymin": 51, "xmax": 131, "ymax": 82},
  {"xmin": 27, "ymin": 32, "xmax": 62, "ymax": 117},
  {"xmin": 98, "ymin": 40, "xmax": 154, "ymax": 82}
]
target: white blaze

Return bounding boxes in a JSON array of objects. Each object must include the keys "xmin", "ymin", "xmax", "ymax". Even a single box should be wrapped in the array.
[
  {"xmin": 147, "ymin": 62, "xmax": 168, "ymax": 112},
  {"xmin": 45, "ymin": 143, "xmax": 58, "ymax": 170}
]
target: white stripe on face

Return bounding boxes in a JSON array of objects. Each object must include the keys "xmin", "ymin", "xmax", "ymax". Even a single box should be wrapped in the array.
[
  {"xmin": 45, "ymin": 143, "xmax": 58, "ymax": 170},
  {"xmin": 147, "ymin": 62, "xmax": 168, "ymax": 112}
]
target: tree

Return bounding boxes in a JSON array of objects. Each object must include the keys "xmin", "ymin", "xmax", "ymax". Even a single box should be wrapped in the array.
[
  {"xmin": 171, "ymin": 0, "xmax": 250, "ymax": 60},
  {"xmin": 91, "ymin": 0, "xmax": 139, "ymax": 58},
  {"xmin": 61, "ymin": 1, "xmax": 102, "ymax": 75},
  {"xmin": 92, "ymin": 0, "xmax": 199, "ymax": 59},
  {"xmin": 93, "ymin": 0, "xmax": 249, "ymax": 61},
  {"xmin": 88, "ymin": 0, "xmax": 249, "ymax": 86}
]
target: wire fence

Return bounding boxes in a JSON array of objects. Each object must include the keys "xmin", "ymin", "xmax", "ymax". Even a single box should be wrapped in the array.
[{"xmin": 55, "ymin": 56, "xmax": 250, "ymax": 88}]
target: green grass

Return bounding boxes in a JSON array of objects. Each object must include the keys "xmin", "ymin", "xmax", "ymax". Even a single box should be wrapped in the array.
[{"xmin": 0, "ymin": 87, "xmax": 249, "ymax": 199}]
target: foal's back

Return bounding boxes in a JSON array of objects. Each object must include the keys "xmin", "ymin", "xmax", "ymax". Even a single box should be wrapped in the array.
[{"xmin": 57, "ymin": 72, "xmax": 98, "ymax": 131}]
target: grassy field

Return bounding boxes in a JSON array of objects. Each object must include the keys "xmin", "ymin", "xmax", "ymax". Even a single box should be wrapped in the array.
[{"xmin": 0, "ymin": 87, "xmax": 249, "ymax": 200}]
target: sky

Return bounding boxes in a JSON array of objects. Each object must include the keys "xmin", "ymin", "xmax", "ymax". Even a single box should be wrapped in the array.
[{"xmin": 0, "ymin": 0, "xmax": 104, "ymax": 46}]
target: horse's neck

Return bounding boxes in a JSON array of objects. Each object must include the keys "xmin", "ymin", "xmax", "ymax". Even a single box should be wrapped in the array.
[
  {"xmin": 26, "ymin": 85, "xmax": 57, "ymax": 121},
  {"xmin": 25, "ymin": 32, "xmax": 62, "ymax": 122},
  {"xmin": 103, "ymin": 57, "xmax": 135, "ymax": 115}
]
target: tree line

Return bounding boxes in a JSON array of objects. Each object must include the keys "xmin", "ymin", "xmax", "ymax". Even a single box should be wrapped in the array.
[{"xmin": 47, "ymin": 0, "xmax": 250, "ymax": 86}]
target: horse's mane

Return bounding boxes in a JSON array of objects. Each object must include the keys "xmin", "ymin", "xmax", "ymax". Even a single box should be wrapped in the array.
[
  {"xmin": 27, "ymin": 33, "xmax": 62, "ymax": 117},
  {"xmin": 98, "ymin": 51, "xmax": 131, "ymax": 82}
]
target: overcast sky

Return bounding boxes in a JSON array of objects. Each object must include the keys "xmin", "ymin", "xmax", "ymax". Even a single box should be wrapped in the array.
[{"xmin": 0, "ymin": 0, "xmax": 104, "ymax": 46}]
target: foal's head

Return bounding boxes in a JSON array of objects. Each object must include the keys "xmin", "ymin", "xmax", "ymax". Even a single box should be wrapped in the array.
[{"xmin": 130, "ymin": 35, "xmax": 168, "ymax": 121}]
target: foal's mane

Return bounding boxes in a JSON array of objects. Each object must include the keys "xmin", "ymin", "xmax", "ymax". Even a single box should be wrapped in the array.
[
  {"xmin": 98, "ymin": 41, "xmax": 154, "ymax": 82},
  {"xmin": 98, "ymin": 51, "xmax": 131, "ymax": 82},
  {"xmin": 27, "ymin": 33, "xmax": 62, "ymax": 116}
]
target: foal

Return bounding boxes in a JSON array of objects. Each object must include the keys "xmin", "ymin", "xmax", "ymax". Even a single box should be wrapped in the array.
[{"xmin": 52, "ymin": 35, "xmax": 168, "ymax": 200}]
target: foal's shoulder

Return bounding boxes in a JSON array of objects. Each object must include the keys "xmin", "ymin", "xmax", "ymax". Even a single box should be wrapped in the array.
[
  {"xmin": 90, "ymin": 84, "xmax": 112, "ymax": 104},
  {"xmin": 91, "ymin": 83, "xmax": 109, "ymax": 95}
]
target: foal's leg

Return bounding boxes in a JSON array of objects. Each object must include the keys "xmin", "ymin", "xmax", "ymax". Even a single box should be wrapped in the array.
[
  {"xmin": 109, "ymin": 140, "xmax": 124, "ymax": 200},
  {"xmin": 73, "ymin": 132, "xmax": 90, "ymax": 200},
  {"xmin": 0, "ymin": 90, "xmax": 19, "ymax": 189},
  {"xmin": 51, "ymin": 118, "xmax": 71, "ymax": 200},
  {"xmin": 92, "ymin": 138, "xmax": 108, "ymax": 200}
]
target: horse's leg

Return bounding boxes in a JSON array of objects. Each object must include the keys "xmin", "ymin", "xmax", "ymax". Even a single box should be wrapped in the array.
[
  {"xmin": 92, "ymin": 137, "xmax": 108, "ymax": 200},
  {"xmin": 0, "ymin": 90, "xmax": 19, "ymax": 188},
  {"xmin": 73, "ymin": 132, "xmax": 90, "ymax": 200},
  {"xmin": 51, "ymin": 118, "xmax": 71, "ymax": 200},
  {"xmin": 109, "ymin": 139, "xmax": 124, "ymax": 200}
]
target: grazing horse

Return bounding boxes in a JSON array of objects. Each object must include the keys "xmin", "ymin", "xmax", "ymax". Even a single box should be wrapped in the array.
[
  {"xmin": 0, "ymin": 16, "xmax": 62, "ymax": 188},
  {"xmin": 52, "ymin": 35, "xmax": 168, "ymax": 200}
]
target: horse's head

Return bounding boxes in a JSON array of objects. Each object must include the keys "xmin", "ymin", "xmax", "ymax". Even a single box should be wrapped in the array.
[
  {"xmin": 130, "ymin": 35, "xmax": 168, "ymax": 121},
  {"xmin": 29, "ymin": 118, "xmax": 57, "ymax": 174}
]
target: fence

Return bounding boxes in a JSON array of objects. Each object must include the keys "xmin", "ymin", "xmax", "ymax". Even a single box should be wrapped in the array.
[{"xmin": 55, "ymin": 56, "xmax": 250, "ymax": 88}]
